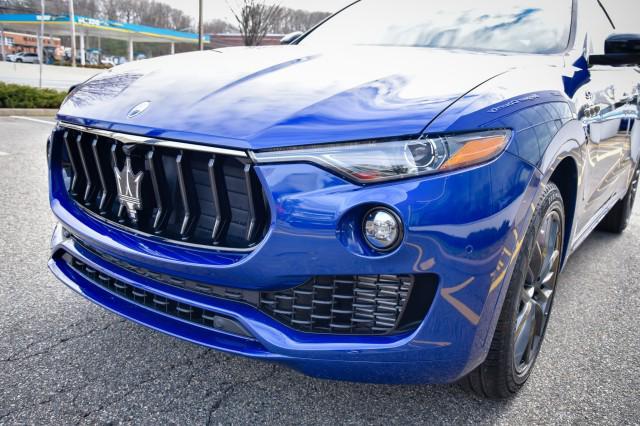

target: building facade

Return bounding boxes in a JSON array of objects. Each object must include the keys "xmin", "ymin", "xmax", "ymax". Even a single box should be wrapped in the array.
[{"xmin": 1, "ymin": 30, "xmax": 61, "ymax": 55}]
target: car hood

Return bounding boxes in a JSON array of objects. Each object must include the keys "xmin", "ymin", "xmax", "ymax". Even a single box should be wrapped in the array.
[{"xmin": 59, "ymin": 45, "xmax": 530, "ymax": 150}]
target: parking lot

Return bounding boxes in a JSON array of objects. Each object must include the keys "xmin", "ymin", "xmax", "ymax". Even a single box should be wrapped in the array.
[
  {"xmin": 0, "ymin": 62, "xmax": 98, "ymax": 90},
  {"xmin": 0, "ymin": 116, "xmax": 639, "ymax": 424}
]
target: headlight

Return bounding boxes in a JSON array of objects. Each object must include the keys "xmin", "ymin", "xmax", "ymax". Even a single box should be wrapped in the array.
[{"xmin": 253, "ymin": 130, "xmax": 511, "ymax": 183}]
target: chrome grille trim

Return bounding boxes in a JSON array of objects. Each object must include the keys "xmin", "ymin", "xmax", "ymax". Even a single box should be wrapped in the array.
[{"xmin": 58, "ymin": 122, "xmax": 249, "ymax": 158}]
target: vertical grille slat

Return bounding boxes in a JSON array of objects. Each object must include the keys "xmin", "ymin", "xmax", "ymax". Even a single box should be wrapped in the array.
[
  {"xmin": 91, "ymin": 136, "xmax": 114, "ymax": 213},
  {"xmin": 208, "ymin": 156, "xmax": 227, "ymax": 244},
  {"xmin": 175, "ymin": 152, "xmax": 199, "ymax": 239},
  {"xmin": 54, "ymin": 126, "xmax": 268, "ymax": 249},
  {"xmin": 146, "ymin": 149, "xmax": 170, "ymax": 232},
  {"xmin": 63, "ymin": 130, "xmax": 85, "ymax": 196},
  {"xmin": 242, "ymin": 164, "xmax": 257, "ymax": 242},
  {"xmin": 74, "ymin": 133, "xmax": 98, "ymax": 203},
  {"xmin": 109, "ymin": 143, "xmax": 127, "ymax": 220}
]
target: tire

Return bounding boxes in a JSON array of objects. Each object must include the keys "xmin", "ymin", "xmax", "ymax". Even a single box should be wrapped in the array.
[
  {"xmin": 460, "ymin": 183, "xmax": 565, "ymax": 399},
  {"xmin": 16, "ymin": 59, "xmax": 22, "ymax": 63},
  {"xmin": 598, "ymin": 165, "xmax": 639, "ymax": 234}
]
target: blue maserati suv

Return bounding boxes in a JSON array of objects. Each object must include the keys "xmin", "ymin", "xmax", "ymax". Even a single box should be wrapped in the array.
[{"xmin": 48, "ymin": 0, "xmax": 639, "ymax": 398}]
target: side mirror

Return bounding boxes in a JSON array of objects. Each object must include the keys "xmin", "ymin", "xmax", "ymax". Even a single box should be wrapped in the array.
[
  {"xmin": 590, "ymin": 33, "xmax": 640, "ymax": 67},
  {"xmin": 280, "ymin": 31, "xmax": 304, "ymax": 45}
]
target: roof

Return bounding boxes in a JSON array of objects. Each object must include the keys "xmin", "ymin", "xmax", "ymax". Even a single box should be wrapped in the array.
[{"xmin": 0, "ymin": 14, "xmax": 210, "ymax": 44}]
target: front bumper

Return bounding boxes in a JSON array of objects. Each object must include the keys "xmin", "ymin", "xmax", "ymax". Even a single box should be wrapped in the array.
[{"xmin": 49, "ymin": 147, "xmax": 541, "ymax": 384}]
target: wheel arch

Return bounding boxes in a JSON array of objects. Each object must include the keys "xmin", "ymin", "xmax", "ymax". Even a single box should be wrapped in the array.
[
  {"xmin": 545, "ymin": 155, "xmax": 580, "ymax": 268},
  {"xmin": 536, "ymin": 117, "xmax": 586, "ymax": 266}
]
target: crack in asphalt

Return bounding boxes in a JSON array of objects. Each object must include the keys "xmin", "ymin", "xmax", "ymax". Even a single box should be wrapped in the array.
[
  {"xmin": 1, "ymin": 319, "xmax": 127, "ymax": 363},
  {"xmin": 205, "ymin": 364, "xmax": 279, "ymax": 425},
  {"xmin": 75, "ymin": 375, "xmax": 162, "ymax": 425},
  {"xmin": 0, "ymin": 383, "xmax": 72, "ymax": 422},
  {"xmin": 1, "ymin": 316, "xmax": 94, "ymax": 360},
  {"xmin": 0, "ymin": 348, "xmax": 217, "ymax": 424},
  {"xmin": 75, "ymin": 349, "xmax": 213, "ymax": 424},
  {"xmin": 0, "ymin": 320, "xmax": 128, "ymax": 422}
]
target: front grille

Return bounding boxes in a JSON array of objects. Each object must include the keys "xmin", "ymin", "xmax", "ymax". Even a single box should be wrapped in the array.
[
  {"xmin": 61, "ymin": 251, "xmax": 254, "ymax": 339},
  {"xmin": 53, "ymin": 125, "xmax": 269, "ymax": 249},
  {"xmin": 68, "ymin": 240, "xmax": 439, "ymax": 335}
]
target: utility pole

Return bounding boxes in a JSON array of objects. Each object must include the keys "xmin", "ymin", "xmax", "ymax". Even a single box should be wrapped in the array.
[
  {"xmin": 198, "ymin": 0, "xmax": 204, "ymax": 50},
  {"xmin": 0, "ymin": 26, "xmax": 5, "ymax": 63},
  {"xmin": 38, "ymin": 0, "xmax": 45, "ymax": 88},
  {"xmin": 69, "ymin": 0, "xmax": 77, "ymax": 67}
]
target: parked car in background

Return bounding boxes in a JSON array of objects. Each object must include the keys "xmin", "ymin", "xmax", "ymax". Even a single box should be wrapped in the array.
[
  {"xmin": 99, "ymin": 57, "xmax": 115, "ymax": 68},
  {"xmin": 47, "ymin": 0, "xmax": 639, "ymax": 399},
  {"xmin": 105, "ymin": 55, "xmax": 128, "ymax": 66},
  {"xmin": 7, "ymin": 52, "xmax": 39, "ymax": 63}
]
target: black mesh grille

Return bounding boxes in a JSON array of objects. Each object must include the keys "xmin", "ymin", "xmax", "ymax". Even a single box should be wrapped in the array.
[
  {"xmin": 61, "ymin": 252, "xmax": 254, "ymax": 339},
  {"xmin": 66, "ymin": 240, "xmax": 438, "ymax": 335},
  {"xmin": 53, "ymin": 126, "xmax": 269, "ymax": 249},
  {"xmin": 260, "ymin": 276, "xmax": 427, "ymax": 334}
]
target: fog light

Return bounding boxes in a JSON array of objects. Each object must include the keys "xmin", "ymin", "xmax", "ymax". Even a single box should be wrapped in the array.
[{"xmin": 363, "ymin": 208, "xmax": 402, "ymax": 251}]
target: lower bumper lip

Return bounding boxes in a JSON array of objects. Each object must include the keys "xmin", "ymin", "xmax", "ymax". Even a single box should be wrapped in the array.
[
  {"xmin": 47, "ymin": 243, "xmax": 470, "ymax": 384},
  {"xmin": 52, "ymin": 223, "xmax": 433, "ymax": 336},
  {"xmin": 47, "ymin": 256, "xmax": 277, "ymax": 360},
  {"xmin": 51, "ymin": 224, "xmax": 420, "ymax": 346}
]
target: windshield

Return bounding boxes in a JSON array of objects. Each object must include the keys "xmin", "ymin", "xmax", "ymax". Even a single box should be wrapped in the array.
[{"xmin": 301, "ymin": 0, "xmax": 573, "ymax": 54}]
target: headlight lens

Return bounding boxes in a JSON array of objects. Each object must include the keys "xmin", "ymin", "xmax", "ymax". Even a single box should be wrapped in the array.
[{"xmin": 253, "ymin": 130, "xmax": 511, "ymax": 183}]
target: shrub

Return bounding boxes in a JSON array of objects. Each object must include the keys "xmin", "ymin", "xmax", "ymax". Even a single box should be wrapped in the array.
[{"xmin": 0, "ymin": 83, "xmax": 67, "ymax": 109}]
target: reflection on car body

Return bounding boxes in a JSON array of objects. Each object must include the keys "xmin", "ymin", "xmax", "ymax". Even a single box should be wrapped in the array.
[{"xmin": 47, "ymin": 0, "xmax": 639, "ymax": 399}]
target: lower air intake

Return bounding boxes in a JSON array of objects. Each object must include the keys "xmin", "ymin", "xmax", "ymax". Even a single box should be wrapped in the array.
[
  {"xmin": 66, "ymin": 240, "xmax": 438, "ymax": 336},
  {"xmin": 61, "ymin": 252, "xmax": 254, "ymax": 339},
  {"xmin": 260, "ymin": 275, "xmax": 438, "ymax": 334}
]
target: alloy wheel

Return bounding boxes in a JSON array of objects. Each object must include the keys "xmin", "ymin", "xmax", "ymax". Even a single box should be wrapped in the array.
[{"xmin": 513, "ymin": 208, "xmax": 563, "ymax": 375}]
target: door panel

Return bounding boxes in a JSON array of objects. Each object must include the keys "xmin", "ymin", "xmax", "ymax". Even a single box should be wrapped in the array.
[{"xmin": 574, "ymin": 68, "xmax": 637, "ymax": 231}]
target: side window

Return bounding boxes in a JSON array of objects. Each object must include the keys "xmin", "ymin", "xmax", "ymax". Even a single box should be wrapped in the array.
[{"xmin": 581, "ymin": 0, "xmax": 615, "ymax": 55}]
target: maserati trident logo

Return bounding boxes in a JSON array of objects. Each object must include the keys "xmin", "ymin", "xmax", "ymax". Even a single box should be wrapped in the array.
[
  {"xmin": 127, "ymin": 101, "xmax": 151, "ymax": 118},
  {"xmin": 114, "ymin": 156, "xmax": 144, "ymax": 222}
]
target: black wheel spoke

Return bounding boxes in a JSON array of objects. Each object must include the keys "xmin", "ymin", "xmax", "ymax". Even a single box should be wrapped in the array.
[
  {"xmin": 529, "ymin": 240, "xmax": 544, "ymax": 283},
  {"xmin": 514, "ymin": 299, "xmax": 535, "ymax": 367},
  {"xmin": 541, "ymin": 250, "xmax": 560, "ymax": 287}
]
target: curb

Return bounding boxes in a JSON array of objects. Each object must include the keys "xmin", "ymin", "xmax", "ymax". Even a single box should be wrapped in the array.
[{"xmin": 0, "ymin": 108, "xmax": 59, "ymax": 117}]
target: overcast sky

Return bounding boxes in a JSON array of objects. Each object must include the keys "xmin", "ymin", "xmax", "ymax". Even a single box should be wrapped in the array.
[
  {"xmin": 162, "ymin": 0, "xmax": 353, "ymax": 23},
  {"xmin": 162, "ymin": 0, "xmax": 637, "ymax": 31}
]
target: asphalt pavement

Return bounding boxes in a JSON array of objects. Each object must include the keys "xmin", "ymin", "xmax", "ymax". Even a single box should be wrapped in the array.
[
  {"xmin": 0, "ymin": 62, "xmax": 98, "ymax": 90},
  {"xmin": 0, "ymin": 116, "xmax": 639, "ymax": 425}
]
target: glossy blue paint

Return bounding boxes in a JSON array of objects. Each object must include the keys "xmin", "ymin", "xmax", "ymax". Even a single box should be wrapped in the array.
[
  {"xmin": 57, "ymin": 46, "xmax": 552, "ymax": 149},
  {"xmin": 48, "ymin": 1, "xmax": 639, "ymax": 384},
  {"xmin": 49, "ymin": 135, "xmax": 541, "ymax": 382}
]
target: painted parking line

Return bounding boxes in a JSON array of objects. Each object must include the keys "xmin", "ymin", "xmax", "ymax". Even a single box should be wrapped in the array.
[
  {"xmin": 10, "ymin": 116, "xmax": 56, "ymax": 125},
  {"xmin": 0, "ymin": 151, "xmax": 9, "ymax": 156}
]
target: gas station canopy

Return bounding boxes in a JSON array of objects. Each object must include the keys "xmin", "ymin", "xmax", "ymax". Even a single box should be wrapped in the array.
[{"xmin": 0, "ymin": 14, "xmax": 209, "ymax": 44}]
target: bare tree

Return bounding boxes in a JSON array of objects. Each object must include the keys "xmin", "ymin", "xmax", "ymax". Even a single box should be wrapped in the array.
[
  {"xmin": 270, "ymin": 8, "xmax": 330, "ymax": 34},
  {"xmin": 204, "ymin": 19, "xmax": 236, "ymax": 35},
  {"xmin": 229, "ymin": 0, "xmax": 281, "ymax": 46}
]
